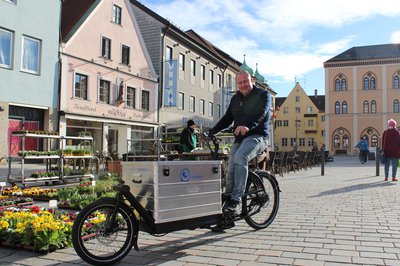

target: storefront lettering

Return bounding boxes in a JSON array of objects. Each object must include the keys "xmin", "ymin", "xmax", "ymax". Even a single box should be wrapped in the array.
[
  {"xmin": 108, "ymin": 108, "xmax": 127, "ymax": 117},
  {"xmin": 73, "ymin": 104, "xmax": 97, "ymax": 112}
]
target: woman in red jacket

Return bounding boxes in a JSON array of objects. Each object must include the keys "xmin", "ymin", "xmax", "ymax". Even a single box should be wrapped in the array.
[{"xmin": 382, "ymin": 119, "xmax": 400, "ymax": 181}]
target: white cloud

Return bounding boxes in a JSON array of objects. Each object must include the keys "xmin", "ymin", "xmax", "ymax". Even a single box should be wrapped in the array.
[
  {"xmin": 390, "ymin": 31, "xmax": 400, "ymax": 43},
  {"xmin": 139, "ymin": 0, "xmax": 400, "ymax": 93},
  {"xmin": 315, "ymin": 37, "xmax": 355, "ymax": 54}
]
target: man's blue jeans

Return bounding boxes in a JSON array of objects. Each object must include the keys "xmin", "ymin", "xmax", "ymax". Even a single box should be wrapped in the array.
[
  {"xmin": 384, "ymin": 158, "xmax": 398, "ymax": 178},
  {"xmin": 225, "ymin": 134, "xmax": 268, "ymax": 203}
]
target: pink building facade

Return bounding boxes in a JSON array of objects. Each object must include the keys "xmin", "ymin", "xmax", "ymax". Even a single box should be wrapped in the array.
[{"xmin": 60, "ymin": 0, "xmax": 158, "ymax": 157}]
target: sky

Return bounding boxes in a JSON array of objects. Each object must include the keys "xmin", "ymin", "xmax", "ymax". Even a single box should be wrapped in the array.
[{"xmin": 139, "ymin": 0, "xmax": 400, "ymax": 97}]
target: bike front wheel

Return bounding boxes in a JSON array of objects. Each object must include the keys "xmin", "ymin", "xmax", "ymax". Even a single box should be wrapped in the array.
[
  {"xmin": 72, "ymin": 197, "xmax": 138, "ymax": 266},
  {"xmin": 244, "ymin": 171, "xmax": 280, "ymax": 230}
]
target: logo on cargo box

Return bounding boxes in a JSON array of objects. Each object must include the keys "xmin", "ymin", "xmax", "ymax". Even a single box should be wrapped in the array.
[{"xmin": 180, "ymin": 168, "xmax": 191, "ymax": 182}]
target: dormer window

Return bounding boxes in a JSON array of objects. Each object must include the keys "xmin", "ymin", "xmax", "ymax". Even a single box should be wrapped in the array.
[{"xmin": 113, "ymin": 5, "xmax": 122, "ymax": 25}]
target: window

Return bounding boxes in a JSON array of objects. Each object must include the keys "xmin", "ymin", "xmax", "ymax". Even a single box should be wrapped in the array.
[
  {"xmin": 321, "ymin": 115, "xmax": 325, "ymax": 121},
  {"xmin": 99, "ymin": 79, "xmax": 110, "ymax": 103},
  {"xmin": 371, "ymin": 100, "xmax": 376, "ymax": 113},
  {"xmin": 283, "ymin": 107, "xmax": 288, "ymax": 114},
  {"xmin": 334, "ymin": 135, "xmax": 340, "ymax": 148},
  {"xmin": 166, "ymin": 46, "xmax": 173, "ymax": 61},
  {"xmin": 217, "ymin": 104, "xmax": 221, "ymax": 118},
  {"xmin": 290, "ymin": 138, "xmax": 296, "ymax": 146},
  {"xmin": 335, "ymin": 75, "xmax": 347, "ymax": 91},
  {"xmin": 209, "ymin": 69, "xmax": 214, "ymax": 84},
  {"xmin": 342, "ymin": 135, "xmax": 349, "ymax": 148},
  {"xmin": 199, "ymin": 99, "xmax": 205, "ymax": 115},
  {"xmin": 363, "ymin": 77, "xmax": 369, "ymax": 90},
  {"xmin": 121, "ymin": 45, "xmax": 130, "ymax": 65},
  {"xmin": 112, "ymin": 5, "xmax": 122, "ymax": 25},
  {"xmin": 393, "ymin": 76, "xmax": 400, "ymax": 89},
  {"xmin": 295, "ymin": 107, "xmax": 300, "ymax": 114},
  {"xmin": 341, "ymin": 79, "xmax": 346, "ymax": 90},
  {"xmin": 21, "ymin": 35, "xmax": 41, "ymax": 74},
  {"xmin": 275, "ymin": 120, "xmax": 282, "ymax": 127},
  {"xmin": 335, "ymin": 79, "xmax": 340, "ymax": 91},
  {"xmin": 307, "ymin": 106, "xmax": 313, "ymax": 113},
  {"xmin": 342, "ymin": 101, "xmax": 347, "ymax": 114},
  {"xmin": 190, "ymin": 59, "xmax": 196, "ymax": 76},
  {"xmin": 363, "ymin": 100, "xmax": 369, "ymax": 113},
  {"xmin": 0, "ymin": 28, "xmax": 13, "ymax": 68},
  {"xmin": 217, "ymin": 73, "xmax": 222, "ymax": 88},
  {"xmin": 227, "ymin": 74, "xmax": 232, "ymax": 87},
  {"xmin": 141, "ymin": 90, "xmax": 150, "ymax": 111},
  {"xmin": 363, "ymin": 74, "xmax": 376, "ymax": 90},
  {"xmin": 394, "ymin": 99, "xmax": 399, "ymax": 113},
  {"xmin": 102, "ymin": 37, "xmax": 111, "ymax": 59},
  {"xmin": 335, "ymin": 101, "xmax": 340, "ymax": 114},
  {"xmin": 295, "ymin": 96, "xmax": 300, "ymax": 102},
  {"xmin": 307, "ymin": 138, "xmax": 314, "ymax": 147},
  {"xmin": 281, "ymin": 138, "xmax": 288, "ymax": 146},
  {"xmin": 189, "ymin": 96, "xmax": 195, "ymax": 112},
  {"xmin": 299, "ymin": 138, "xmax": 305, "ymax": 146},
  {"xmin": 283, "ymin": 120, "xmax": 289, "ymax": 126},
  {"xmin": 208, "ymin": 102, "xmax": 213, "ymax": 116},
  {"xmin": 178, "ymin": 53, "xmax": 185, "ymax": 71},
  {"xmin": 126, "ymin": 87, "xmax": 135, "ymax": 108},
  {"xmin": 201, "ymin": 65, "xmax": 205, "ymax": 80},
  {"xmin": 370, "ymin": 77, "xmax": 376, "ymax": 89},
  {"xmin": 178, "ymin": 92, "xmax": 184, "ymax": 110},
  {"xmin": 307, "ymin": 119, "xmax": 313, "ymax": 127},
  {"xmin": 74, "ymin": 73, "xmax": 88, "ymax": 99}
]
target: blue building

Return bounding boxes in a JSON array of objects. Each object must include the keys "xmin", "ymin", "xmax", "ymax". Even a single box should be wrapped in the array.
[{"xmin": 0, "ymin": 0, "xmax": 61, "ymax": 160}]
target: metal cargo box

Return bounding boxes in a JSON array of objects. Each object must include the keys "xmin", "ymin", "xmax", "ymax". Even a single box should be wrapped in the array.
[{"xmin": 121, "ymin": 161, "xmax": 222, "ymax": 223}]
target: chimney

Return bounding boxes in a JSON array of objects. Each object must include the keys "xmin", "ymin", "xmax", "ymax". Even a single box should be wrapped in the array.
[{"xmin": 314, "ymin": 89, "xmax": 317, "ymax": 97}]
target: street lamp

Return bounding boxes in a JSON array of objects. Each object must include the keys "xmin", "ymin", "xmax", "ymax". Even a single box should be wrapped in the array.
[{"xmin": 295, "ymin": 119, "xmax": 300, "ymax": 151}]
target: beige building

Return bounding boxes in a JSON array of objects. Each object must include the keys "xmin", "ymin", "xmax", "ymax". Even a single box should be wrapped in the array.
[
  {"xmin": 274, "ymin": 82, "xmax": 325, "ymax": 152},
  {"xmin": 324, "ymin": 43, "xmax": 400, "ymax": 155}
]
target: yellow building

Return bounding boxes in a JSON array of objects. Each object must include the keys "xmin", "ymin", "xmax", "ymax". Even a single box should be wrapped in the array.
[
  {"xmin": 324, "ymin": 43, "xmax": 400, "ymax": 155},
  {"xmin": 274, "ymin": 82, "xmax": 325, "ymax": 152}
]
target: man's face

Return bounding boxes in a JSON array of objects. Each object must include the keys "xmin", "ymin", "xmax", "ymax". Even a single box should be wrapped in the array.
[{"xmin": 236, "ymin": 72, "xmax": 253, "ymax": 96}]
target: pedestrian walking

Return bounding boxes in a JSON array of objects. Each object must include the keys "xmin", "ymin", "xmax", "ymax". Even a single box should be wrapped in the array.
[{"xmin": 382, "ymin": 118, "xmax": 400, "ymax": 181}]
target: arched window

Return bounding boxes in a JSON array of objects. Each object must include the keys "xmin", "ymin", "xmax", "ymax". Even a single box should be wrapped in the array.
[
  {"xmin": 334, "ymin": 135, "xmax": 340, "ymax": 148},
  {"xmin": 342, "ymin": 134, "xmax": 349, "ymax": 148},
  {"xmin": 363, "ymin": 100, "xmax": 369, "ymax": 113},
  {"xmin": 394, "ymin": 99, "xmax": 400, "ymax": 113},
  {"xmin": 342, "ymin": 101, "xmax": 347, "ymax": 114},
  {"xmin": 341, "ymin": 79, "xmax": 346, "ymax": 90},
  {"xmin": 335, "ymin": 101, "xmax": 340, "ymax": 114},
  {"xmin": 334, "ymin": 75, "xmax": 347, "ymax": 91},
  {"xmin": 335, "ymin": 79, "xmax": 340, "ymax": 91},
  {"xmin": 363, "ymin": 73, "xmax": 377, "ymax": 90},
  {"xmin": 364, "ymin": 77, "xmax": 369, "ymax": 90},
  {"xmin": 370, "ymin": 77, "xmax": 376, "ymax": 89},
  {"xmin": 371, "ymin": 100, "xmax": 376, "ymax": 113},
  {"xmin": 394, "ymin": 76, "xmax": 399, "ymax": 89},
  {"xmin": 371, "ymin": 134, "xmax": 378, "ymax": 147}
]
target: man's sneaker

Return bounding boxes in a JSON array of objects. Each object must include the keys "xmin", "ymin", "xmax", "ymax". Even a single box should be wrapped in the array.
[{"xmin": 224, "ymin": 199, "xmax": 241, "ymax": 216}]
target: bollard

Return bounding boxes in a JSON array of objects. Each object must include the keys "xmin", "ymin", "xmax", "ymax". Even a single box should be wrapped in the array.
[
  {"xmin": 376, "ymin": 147, "xmax": 380, "ymax": 176},
  {"xmin": 321, "ymin": 149, "xmax": 325, "ymax": 176}
]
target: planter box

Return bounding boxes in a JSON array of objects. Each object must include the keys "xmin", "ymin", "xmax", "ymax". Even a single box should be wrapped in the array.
[{"xmin": 107, "ymin": 161, "xmax": 121, "ymax": 175}]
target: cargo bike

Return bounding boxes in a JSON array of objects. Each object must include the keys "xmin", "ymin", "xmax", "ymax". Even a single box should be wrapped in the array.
[{"xmin": 71, "ymin": 133, "xmax": 280, "ymax": 265}]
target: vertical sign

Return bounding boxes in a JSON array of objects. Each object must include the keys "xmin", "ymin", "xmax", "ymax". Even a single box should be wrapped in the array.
[
  {"xmin": 164, "ymin": 60, "xmax": 178, "ymax": 107},
  {"xmin": 221, "ymin": 86, "xmax": 233, "ymax": 114}
]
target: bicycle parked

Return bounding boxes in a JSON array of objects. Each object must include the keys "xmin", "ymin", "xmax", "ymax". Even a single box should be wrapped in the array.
[{"xmin": 71, "ymin": 133, "xmax": 280, "ymax": 265}]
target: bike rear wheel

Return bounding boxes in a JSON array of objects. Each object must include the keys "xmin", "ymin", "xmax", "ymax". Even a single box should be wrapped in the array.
[
  {"xmin": 72, "ymin": 198, "xmax": 138, "ymax": 265},
  {"xmin": 244, "ymin": 171, "xmax": 279, "ymax": 230}
]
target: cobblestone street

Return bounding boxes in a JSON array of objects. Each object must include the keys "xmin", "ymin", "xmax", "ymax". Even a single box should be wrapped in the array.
[{"xmin": 0, "ymin": 156, "xmax": 399, "ymax": 265}]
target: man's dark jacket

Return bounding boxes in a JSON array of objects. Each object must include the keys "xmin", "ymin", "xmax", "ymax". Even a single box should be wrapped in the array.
[{"xmin": 211, "ymin": 86, "xmax": 271, "ymax": 143}]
